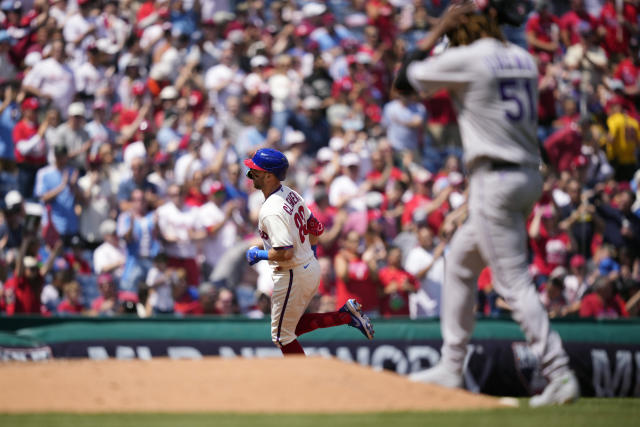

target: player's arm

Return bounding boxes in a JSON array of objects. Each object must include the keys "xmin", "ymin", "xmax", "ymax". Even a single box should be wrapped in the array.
[
  {"xmin": 307, "ymin": 213, "xmax": 324, "ymax": 257},
  {"xmin": 246, "ymin": 214, "xmax": 294, "ymax": 265},
  {"xmin": 394, "ymin": 2, "xmax": 475, "ymax": 97},
  {"xmin": 246, "ymin": 245, "xmax": 294, "ymax": 265}
]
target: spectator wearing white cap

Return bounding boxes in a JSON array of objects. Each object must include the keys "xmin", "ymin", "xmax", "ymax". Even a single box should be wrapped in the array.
[
  {"xmin": 0, "ymin": 190, "xmax": 24, "ymax": 250},
  {"xmin": 22, "ymin": 40, "xmax": 76, "ymax": 116},
  {"xmin": 52, "ymin": 102, "xmax": 91, "ymax": 171},
  {"xmin": 93, "ymin": 219, "xmax": 125, "ymax": 278}
]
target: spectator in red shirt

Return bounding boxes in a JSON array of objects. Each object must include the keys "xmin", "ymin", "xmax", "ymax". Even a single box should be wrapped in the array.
[
  {"xmin": 172, "ymin": 268, "xmax": 203, "ymax": 315},
  {"xmin": 538, "ymin": 55, "xmax": 558, "ymax": 137},
  {"xmin": 57, "ymin": 281, "xmax": 85, "ymax": 315},
  {"xmin": 424, "ymin": 90, "xmax": 460, "ymax": 151},
  {"xmin": 525, "ymin": 1, "xmax": 561, "ymax": 56},
  {"xmin": 599, "ymin": 0, "xmax": 638, "ymax": 59},
  {"xmin": 308, "ymin": 186, "xmax": 348, "ymax": 259},
  {"xmin": 12, "ymin": 97, "xmax": 50, "ymax": 199},
  {"xmin": 529, "ymin": 205, "xmax": 574, "ymax": 280},
  {"xmin": 365, "ymin": 146, "xmax": 407, "ymax": 194},
  {"xmin": 333, "ymin": 230, "xmax": 381, "ymax": 314},
  {"xmin": 90, "ymin": 272, "xmax": 138, "ymax": 316},
  {"xmin": 378, "ymin": 247, "xmax": 419, "ymax": 317},
  {"xmin": 3, "ymin": 236, "xmax": 56, "ymax": 315},
  {"xmin": 580, "ymin": 275, "xmax": 629, "ymax": 318},
  {"xmin": 560, "ymin": 0, "xmax": 599, "ymax": 47},
  {"xmin": 544, "ymin": 118, "xmax": 589, "ymax": 173}
]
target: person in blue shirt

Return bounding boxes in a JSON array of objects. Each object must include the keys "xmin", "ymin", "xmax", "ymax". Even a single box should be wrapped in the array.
[
  {"xmin": 0, "ymin": 83, "xmax": 18, "ymax": 163},
  {"xmin": 117, "ymin": 188, "xmax": 160, "ymax": 292},
  {"xmin": 0, "ymin": 82, "xmax": 19, "ymax": 193},
  {"xmin": 117, "ymin": 156, "xmax": 159, "ymax": 212},
  {"xmin": 381, "ymin": 92, "xmax": 427, "ymax": 155},
  {"xmin": 34, "ymin": 144, "xmax": 82, "ymax": 245}
]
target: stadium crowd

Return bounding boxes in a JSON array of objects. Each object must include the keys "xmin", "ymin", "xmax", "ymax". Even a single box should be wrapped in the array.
[{"xmin": 0, "ymin": 0, "xmax": 638, "ymax": 319}]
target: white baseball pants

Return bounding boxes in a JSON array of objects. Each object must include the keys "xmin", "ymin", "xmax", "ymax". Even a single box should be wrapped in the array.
[{"xmin": 270, "ymin": 257, "xmax": 321, "ymax": 347}]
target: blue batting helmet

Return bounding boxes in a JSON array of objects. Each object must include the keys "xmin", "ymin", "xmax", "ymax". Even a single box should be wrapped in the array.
[{"xmin": 244, "ymin": 148, "xmax": 289, "ymax": 181}]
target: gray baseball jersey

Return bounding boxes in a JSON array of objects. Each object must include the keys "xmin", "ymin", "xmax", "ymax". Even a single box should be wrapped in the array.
[
  {"xmin": 406, "ymin": 37, "xmax": 571, "ymax": 383},
  {"xmin": 407, "ymin": 38, "xmax": 541, "ymax": 168}
]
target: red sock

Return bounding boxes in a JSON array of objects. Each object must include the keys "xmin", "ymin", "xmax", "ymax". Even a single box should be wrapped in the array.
[
  {"xmin": 280, "ymin": 339, "xmax": 305, "ymax": 356},
  {"xmin": 295, "ymin": 311, "xmax": 351, "ymax": 336}
]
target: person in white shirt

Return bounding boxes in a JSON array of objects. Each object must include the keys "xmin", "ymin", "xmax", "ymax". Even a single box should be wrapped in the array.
[
  {"xmin": 93, "ymin": 219, "xmax": 125, "ymax": 279},
  {"xmin": 145, "ymin": 253, "xmax": 174, "ymax": 314},
  {"xmin": 328, "ymin": 152, "xmax": 367, "ymax": 212},
  {"xmin": 22, "ymin": 39, "xmax": 76, "ymax": 116},
  {"xmin": 63, "ymin": 0, "xmax": 96, "ymax": 67},
  {"xmin": 197, "ymin": 181, "xmax": 239, "ymax": 275},
  {"xmin": 244, "ymin": 148, "xmax": 374, "ymax": 356},
  {"xmin": 156, "ymin": 184, "xmax": 201, "ymax": 286},
  {"xmin": 77, "ymin": 159, "xmax": 116, "ymax": 246},
  {"xmin": 404, "ymin": 225, "xmax": 446, "ymax": 318}
]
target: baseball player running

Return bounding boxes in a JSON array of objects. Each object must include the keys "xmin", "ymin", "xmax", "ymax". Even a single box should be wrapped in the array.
[
  {"xmin": 244, "ymin": 148, "xmax": 374, "ymax": 355},
  {"xmin": 394, "ymin": 0, "xmax": 579, "ymax": 406}
]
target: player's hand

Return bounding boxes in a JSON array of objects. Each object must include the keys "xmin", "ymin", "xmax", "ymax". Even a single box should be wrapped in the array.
[
  {"xmin": 246, "ymin": 246, "xmax": 268, "ymax": 266},
  {"xmin": 435, "ymin": 1, "xmax": 477, "ymax": 34}
]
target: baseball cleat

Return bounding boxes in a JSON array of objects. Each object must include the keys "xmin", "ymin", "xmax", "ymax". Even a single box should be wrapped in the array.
[
  {"xmin": 529, "ymin": 371, "xmax": 580, "ymax": 408},
  {"xmin": 339, "ymin": 299, "xmax": 374, "ymax": 340},
  {"xmin": 409, "ymin": 363, "xmax": 463, "ymax": 388}
]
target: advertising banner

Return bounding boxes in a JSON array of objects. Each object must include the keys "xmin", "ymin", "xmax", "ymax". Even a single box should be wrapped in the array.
[{"xmin": 45, "ymin": 338, "xmax": 640, "ymax": 398}]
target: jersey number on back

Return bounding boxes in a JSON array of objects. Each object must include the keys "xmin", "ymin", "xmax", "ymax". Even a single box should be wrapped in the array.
[
  {"xmin": 293, "ymin": 206, "xmax": 308, "ymax": 243},
  {"xmin": 499, "ymin": 78, "xmax": 536, "ymax": 122}
]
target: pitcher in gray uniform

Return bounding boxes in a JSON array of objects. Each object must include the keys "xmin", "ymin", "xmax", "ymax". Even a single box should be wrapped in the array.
[{"xmin": 394, "ymin": 0, "xmax": 579, "ymax": 407}]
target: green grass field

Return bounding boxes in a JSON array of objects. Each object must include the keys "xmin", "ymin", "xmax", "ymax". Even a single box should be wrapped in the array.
[{"xmin": 1, "ymin": 399, "xmax": 638, "ymax": 427}]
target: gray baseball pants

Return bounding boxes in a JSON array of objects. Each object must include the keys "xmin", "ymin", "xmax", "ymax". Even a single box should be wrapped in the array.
[{"xmin": 439, "ymin": 164, "xmax": 570, "ymax": 380}]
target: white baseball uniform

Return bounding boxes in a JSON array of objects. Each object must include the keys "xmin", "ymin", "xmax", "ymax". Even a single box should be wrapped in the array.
[
  {"xmin": 257, "ymin": 185, "xmax": 320, "ymax": 347},
  {"xmin": 407, "ymin": 38, "xmax": 571, "ymax": 380}
]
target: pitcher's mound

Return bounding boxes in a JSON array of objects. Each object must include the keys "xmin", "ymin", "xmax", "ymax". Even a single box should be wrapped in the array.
[{"xmin": 0, "ymin": 357, "xmax": 506, "ymax": 413}]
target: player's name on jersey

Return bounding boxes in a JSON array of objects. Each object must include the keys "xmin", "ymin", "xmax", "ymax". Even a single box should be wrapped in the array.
[
  {"xmin": 282, "ymin": 191, "xmax": 301, "ymax": 215},
  {"xmin": 484, "ymin": 52, "xmax": 535, "ymax": 74}
]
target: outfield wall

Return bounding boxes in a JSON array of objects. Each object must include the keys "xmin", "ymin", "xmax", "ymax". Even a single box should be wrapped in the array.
[{"xmin": 1, "ymin": 316, "xmax": 639, "ymax": 398}]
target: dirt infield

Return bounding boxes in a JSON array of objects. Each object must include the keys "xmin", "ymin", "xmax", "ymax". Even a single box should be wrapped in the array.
[{"xmin": 0, "ymin": 357, "xmax": 506, "ymax": 413}]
